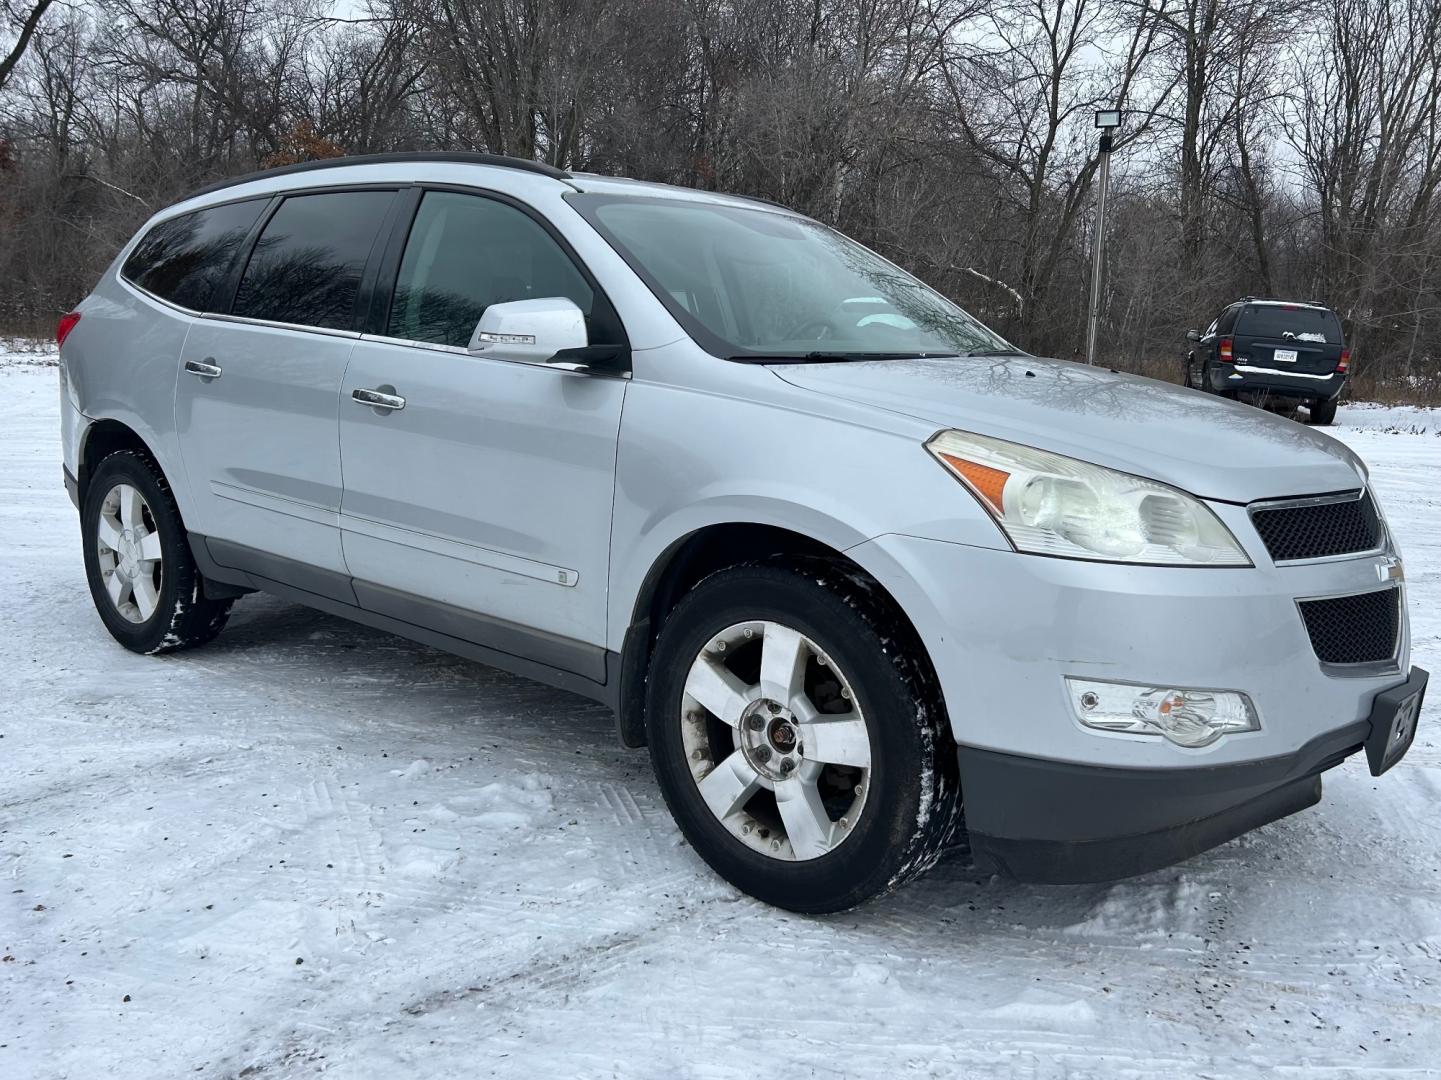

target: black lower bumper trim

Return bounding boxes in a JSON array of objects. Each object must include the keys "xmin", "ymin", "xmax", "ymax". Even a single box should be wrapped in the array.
[
  {"xmin": 969, "ymin": 774, "xmax": 1322, "ymax": 884},
  {"xmin": 961, "ymin": 720, "xmax": 1370, "ymax": 884},
  {"xmin": 64, "ymin": 466, "xmax": 80, "ymax": 509}
]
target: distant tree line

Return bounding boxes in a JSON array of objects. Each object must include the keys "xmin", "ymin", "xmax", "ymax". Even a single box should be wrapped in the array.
[{"xmin": 3, "ymin": 0, "xmax": 1439, "ymax": 400}]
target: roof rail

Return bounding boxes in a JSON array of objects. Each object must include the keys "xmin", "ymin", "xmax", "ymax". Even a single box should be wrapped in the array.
[{"xmin": 186, "ymin": 151, "xmax": 572, "ymax": 200}]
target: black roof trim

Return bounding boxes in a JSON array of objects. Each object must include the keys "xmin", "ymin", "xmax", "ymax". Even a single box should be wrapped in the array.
[{"xmin": 185, "ymin": 152, "xmax": 572, "ymax": 200}]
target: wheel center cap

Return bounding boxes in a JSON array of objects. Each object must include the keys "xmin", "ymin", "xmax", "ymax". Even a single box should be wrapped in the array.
[
  {"xmin": 768, "ymin": 718, "xmax": 797, "ymax": 751},
  {"xmin": 739, "ymin": 699, "xmax": 802, "ymax": 779}
]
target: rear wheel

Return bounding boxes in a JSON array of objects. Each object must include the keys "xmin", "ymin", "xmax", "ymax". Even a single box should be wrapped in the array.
[
  {"xmin": 82, "ymin": 450, "xmax": 233, "ymax": 654},
  {"xmin": 1309, "ymin": 397, "xmax": 1338, "ymax": 425},
  {"xmin": 646, "ymin": 560, "xmax": 961, "ymax": 913}
]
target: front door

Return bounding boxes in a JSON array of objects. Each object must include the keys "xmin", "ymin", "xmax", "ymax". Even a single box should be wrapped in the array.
[
  {"xmin": 174, "ymin": 189, "xmax": 397, "ymax": 589},
  {"xmin": 337, "ymin": 189, "xmax": 629, "ymax": 680}
]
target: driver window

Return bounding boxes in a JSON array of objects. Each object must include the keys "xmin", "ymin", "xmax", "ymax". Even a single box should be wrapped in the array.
[{"xmin": 388, "ymin": 192, "xmax": 600, "ymax": 348}]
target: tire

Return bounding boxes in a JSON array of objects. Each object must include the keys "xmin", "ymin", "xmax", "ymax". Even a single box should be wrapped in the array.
[
  {"xmin": 81, "ymin": 449, "xmax": 233, "ymax": 654},
  {"xmin": 645, "ymin": 559, "xmax": 961, "ymax": 913},
  {"xmin": 1309, "ymin": 397, "xmax": 1338, "ymax": 426}
]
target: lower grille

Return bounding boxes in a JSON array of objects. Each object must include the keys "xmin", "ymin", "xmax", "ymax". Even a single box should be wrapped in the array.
[
  {"xmin": 1251, "ymin": 490, "xmax": 1383, "ymax": 562},
  {"xmin": 1298, "ymin": 587, "xmax": 1400, "ymax": 666}
]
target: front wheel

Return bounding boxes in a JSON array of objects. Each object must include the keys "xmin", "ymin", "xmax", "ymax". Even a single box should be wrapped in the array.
[
  {"xmin": 81, "ymin": 450, "xmax": 233, "ymax": 654},
  {"xmin": 645, "ymin": 560, "xmax": 961, "ymax": 913}
]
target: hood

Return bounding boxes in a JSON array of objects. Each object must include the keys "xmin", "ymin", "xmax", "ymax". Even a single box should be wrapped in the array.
[{"xmin": 772, "ymin": 355, "xmax": 1363, "ymax": 503}]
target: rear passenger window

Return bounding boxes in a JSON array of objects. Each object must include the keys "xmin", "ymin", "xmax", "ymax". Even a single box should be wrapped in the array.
[
  {"xmin": 232, "ymin": 191, "xmax": 394, "ymax": 331},
  {"xmin": 121, "ymin": 200, "xmax": 266, "ymax": 311},
  {"xmin": 388, "ymin": 191, "xmax": 607, "ymax": 348}
]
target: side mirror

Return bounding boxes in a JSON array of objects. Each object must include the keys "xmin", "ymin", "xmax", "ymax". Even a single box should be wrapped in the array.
[
  {"xmin": 1186, "ymin": 329, "xmax": 1202, "ymax": 342},
  {"xmin": 468, "ymin": 297, "xmax": 587, "ymax": 365}
]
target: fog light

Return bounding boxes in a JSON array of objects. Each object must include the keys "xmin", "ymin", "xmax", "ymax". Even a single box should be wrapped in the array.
[{"xmin": 1066, "ymin": 678, "xmax": 1259, "ymax": 748}]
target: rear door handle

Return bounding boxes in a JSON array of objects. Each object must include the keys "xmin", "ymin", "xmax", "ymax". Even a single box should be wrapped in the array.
[
  {"xmin": 184, "ymin": 358, "xmax": 223, "ymax": 379},
  {"xmin": 351, "ymin": 387, "xmax": 406, "ymax": 411}
]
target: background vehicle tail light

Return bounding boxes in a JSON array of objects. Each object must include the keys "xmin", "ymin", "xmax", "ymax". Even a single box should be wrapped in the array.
[
  {"xmin": 1337, "ymin": 348, "xmax": 1350, "ymax": 374},
  {"xmin": 56, "ymin": 311, "xmax": 81, "ymax": 348},
  {"xmin": 1218, "ymin": 336, "xmax": 1233, "ymax": 363}
]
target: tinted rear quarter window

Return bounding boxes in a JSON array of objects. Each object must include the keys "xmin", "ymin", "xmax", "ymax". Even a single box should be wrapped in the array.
[
  {"xmin": 233, "ymin": 190, "xmax": 394, "ymax": 330},
  {"xmin": 1236, "ymin": 305, "xmax": 1342, "ymax": 344},
  {"xmin": 121, "ymin": 199, "xmax": 266, "ymax": 311}
]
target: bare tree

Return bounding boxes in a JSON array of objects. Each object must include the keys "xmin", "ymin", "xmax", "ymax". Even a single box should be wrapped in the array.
[
  {"xmin": 0, "ymin": 0, "xmax": 55, "ymax": 94},
  {"xmin": 0, "ymin": 0, "xmax": 1438, "ymax": 400}
]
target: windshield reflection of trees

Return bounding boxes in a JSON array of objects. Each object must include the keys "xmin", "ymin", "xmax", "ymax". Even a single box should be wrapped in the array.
[{"xmin": 744, "ymin": 220, "xmax": 1007, "ymax": 353}]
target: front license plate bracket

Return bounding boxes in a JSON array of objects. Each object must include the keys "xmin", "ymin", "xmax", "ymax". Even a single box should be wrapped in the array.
[{"xmin": 1364, "ymin": 667, "xmax": 1428, "ymax": 776}]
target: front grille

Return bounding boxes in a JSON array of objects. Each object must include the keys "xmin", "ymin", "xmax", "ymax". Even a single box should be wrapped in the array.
[
  {"xmin": 1298, "ymin": 587, "xmax": 1400, "ymax": 666},
  {"xmin": 1251, "ymin": 490, "xmax": 1382, "ymax": 562}
]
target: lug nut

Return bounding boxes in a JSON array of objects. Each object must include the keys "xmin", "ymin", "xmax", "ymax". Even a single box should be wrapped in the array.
[
  {"xmin": 754, "ymin": 746, "xmax": 772, "ymax": 763},
  {"xmin": 747, "ymin": 715, "xmax": 764, "ymax": 731},
  {"xmin": 779, "ymin": 758, "xmax": 795, "ymax": 775},
  {"xmin": 768, "ymin": 701, "xmax": 782, "ymax": 714}
]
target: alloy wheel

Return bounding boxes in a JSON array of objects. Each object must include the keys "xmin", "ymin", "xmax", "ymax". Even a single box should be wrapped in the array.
[
  {"xmin": 680, "ymin": 620, "xmax": 872, "ymax": 861},
  {"xmin": 95, "ymin": 482, "xmax": 164, "ymax": 624}
]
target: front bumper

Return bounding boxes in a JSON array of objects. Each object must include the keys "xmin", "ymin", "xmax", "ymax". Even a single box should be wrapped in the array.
[
  {"xmin": 962, "ymin": 666, "xmax": 1425, "ymax": 882},
  {"xmin": 847, "ymin": 527, "xmax": 1420, "ymax": 881},
  {"xmin": 1209, "ymin": 363, "xmax": 1345, "ymax": 402}
]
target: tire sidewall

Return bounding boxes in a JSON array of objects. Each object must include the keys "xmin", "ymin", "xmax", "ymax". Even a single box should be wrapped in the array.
[
  {"xmin": 1310, "ymin": 397, "xmax": 1338, "ymax": 425},
  {"xmin": 81, "ymin": 452, "xmax": 193, "ymax": 653},
  {"xmin": 647, "ymin": 566, "xmax": 943, "ymax": 912}
]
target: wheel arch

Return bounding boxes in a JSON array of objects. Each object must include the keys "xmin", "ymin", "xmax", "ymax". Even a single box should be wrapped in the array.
[
  {"xmin": 78, "ymin": 418, "xmax": 163, "ymax": 506},
  {"xmin": 612, "ymin": 521, "xmax": 941, "ymax": 749}
]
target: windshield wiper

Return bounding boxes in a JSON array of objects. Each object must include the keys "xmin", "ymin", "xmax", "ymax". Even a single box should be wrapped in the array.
[
  {"xmin": 963, "ymin": 347, "xmax": 1029, "ymax": 358},
  {"xmin": 732, "ymin": 351, "xmax": 961, "ymax": 364}
]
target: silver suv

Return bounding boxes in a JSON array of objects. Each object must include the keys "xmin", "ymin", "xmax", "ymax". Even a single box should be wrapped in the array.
[{"xmin": 58, "ymin": 153, "xmax": 1427, "ymax": 912}]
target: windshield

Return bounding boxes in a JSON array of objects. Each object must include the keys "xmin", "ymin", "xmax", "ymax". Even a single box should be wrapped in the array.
[{"xmin": 568, "ymin": 194, "xmax": 1015, "ymax": 360}]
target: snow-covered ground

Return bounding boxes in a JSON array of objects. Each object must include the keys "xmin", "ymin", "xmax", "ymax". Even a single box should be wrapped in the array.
[{"xmin": 3, "ymin": 351, "xmax": 1439, "ymax": 1079}]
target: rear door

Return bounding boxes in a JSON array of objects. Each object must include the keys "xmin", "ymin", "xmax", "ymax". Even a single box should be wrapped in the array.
[
  {"xmin": 336, "ymin": 188, "xmax": 629, "ymax": 679},
  {"xmin": 1232, "ymin": 304, "xmax": 1343, "ymax": 376},
  {"xmin": 175, "ymin": 188, "xmax": 398, "ymax": 593}
]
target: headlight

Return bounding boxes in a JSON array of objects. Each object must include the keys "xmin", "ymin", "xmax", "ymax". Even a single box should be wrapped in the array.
[{"xmin": 926, "ymin": 430, "xmax": 1250, "ymax": 566}]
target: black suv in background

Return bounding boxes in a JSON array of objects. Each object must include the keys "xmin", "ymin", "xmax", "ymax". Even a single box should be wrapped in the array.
[{"xmin": 1184, "ymin": 298, "xmax": 1348, "ymax": 425}]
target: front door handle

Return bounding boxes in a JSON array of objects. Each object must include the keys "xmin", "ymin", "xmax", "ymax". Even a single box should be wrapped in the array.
[
  {"xmin": 351, "ymin": 387, "xmax": 406, "ymax": 411},
  {"xmin": 184, "ymin": 358, "xmax": 223, "ymax": 379}
]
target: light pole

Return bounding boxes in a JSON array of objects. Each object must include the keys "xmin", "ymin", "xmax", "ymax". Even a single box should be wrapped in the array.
[{"xmin": 1086, "ymin": 109, "xmax": 1122, "ymax": 366}]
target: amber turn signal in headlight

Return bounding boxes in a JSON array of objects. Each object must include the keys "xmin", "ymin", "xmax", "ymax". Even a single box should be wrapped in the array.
[{"xmin": 927, "ymin": 430, "xmax": 1251, "ymax": 566}]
